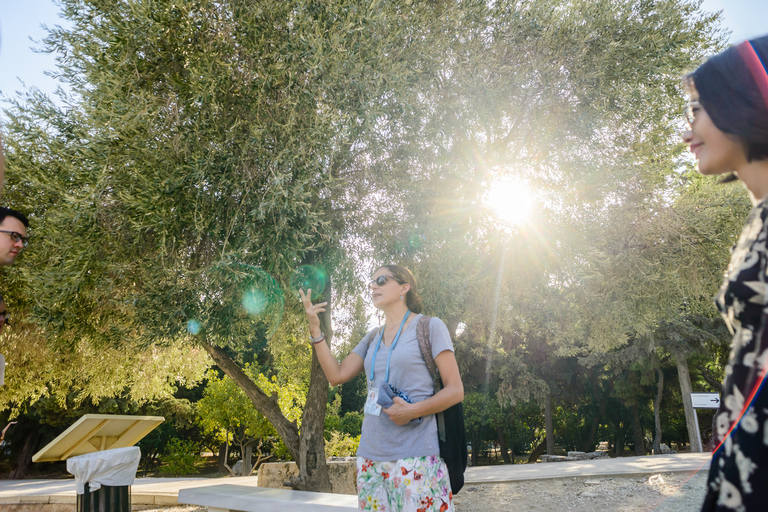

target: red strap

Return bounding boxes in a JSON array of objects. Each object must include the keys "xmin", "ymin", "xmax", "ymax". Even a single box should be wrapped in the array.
[{"xmin": 738, "ymin": 42, "xmax": 768, "ymax": 110}]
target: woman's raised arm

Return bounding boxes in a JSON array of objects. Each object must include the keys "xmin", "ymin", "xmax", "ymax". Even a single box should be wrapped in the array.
[{"xmin": 300, "ymin": 288, "xmax": 364, "ymax": 386}]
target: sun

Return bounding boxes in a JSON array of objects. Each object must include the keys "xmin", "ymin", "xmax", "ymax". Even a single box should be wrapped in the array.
[{"xmin": 484, "ymin": 178, "xmax": 534, "ymax": 226}]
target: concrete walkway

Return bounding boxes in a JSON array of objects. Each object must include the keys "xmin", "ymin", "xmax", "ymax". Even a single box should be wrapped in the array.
[
  {"xmin": 0, "ymin": 476, "xmax": 259, "ymax": 508},
  {"xmin": 0, "ymin": 453, "xmax": 711, "ymax": 508},
  {"xmin": 465, "ymin": 452, "xmax": 711, "ymax": 484}
]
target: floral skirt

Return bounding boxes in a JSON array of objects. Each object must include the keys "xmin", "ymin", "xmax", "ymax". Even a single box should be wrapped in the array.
[{"xmin": 356, "ymin": 455, "xmax": 454, "ymax": 512}]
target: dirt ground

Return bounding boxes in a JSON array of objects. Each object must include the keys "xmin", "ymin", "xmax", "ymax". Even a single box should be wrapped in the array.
[
  {"xmin": 137, "ymin": 470, "xmax": 709, "ymax": 512},
  {"xmin": 453, "ymin": 471, "xmax": 708, "ymax": 512},
  {"xmin": 135, "ymin": 508, "xmax": 206, "ymax": 512}
]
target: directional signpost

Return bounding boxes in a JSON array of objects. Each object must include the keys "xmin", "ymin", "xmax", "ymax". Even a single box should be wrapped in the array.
[
  {"xmin": 691, "ymin": 393, "xmax": 721, "ymax": 409},
  {"xmin": 691, "ymin": 392, "xmax": 721, "ymax": 452}
]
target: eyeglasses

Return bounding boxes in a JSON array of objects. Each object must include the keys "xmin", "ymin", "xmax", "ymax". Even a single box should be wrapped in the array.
[
  {"xmin": 0, "ymin": 230, "xmax": 28, "ymax": 247},
  {"xmin": 684, "ymin": 101, "xmax": 701, "ymax": 127},
  {"xmin": 367, "ymin": 275, "xmax": 401, "ymax": 288}
]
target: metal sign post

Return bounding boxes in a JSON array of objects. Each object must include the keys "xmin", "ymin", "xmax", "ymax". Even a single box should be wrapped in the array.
[{"xmin": 691, "ymin": 392, "xmax": 721, "ymax": 452}]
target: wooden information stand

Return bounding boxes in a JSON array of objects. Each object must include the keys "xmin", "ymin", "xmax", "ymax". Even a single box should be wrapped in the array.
[{"xmin": 32, "ymin": 414, "xmax": 164, "ymax": 463}]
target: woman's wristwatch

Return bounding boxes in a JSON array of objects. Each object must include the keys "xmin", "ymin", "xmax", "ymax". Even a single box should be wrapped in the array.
[{"xmin": 309, "ymin": 332, "xmax": 326, "ymax": 345}]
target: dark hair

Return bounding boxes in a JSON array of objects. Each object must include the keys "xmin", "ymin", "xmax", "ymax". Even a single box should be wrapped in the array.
[
  {"xmin": 0, "ymin": 207, "xmax": 29, "ymax": 228},
  {"xmin": 379, "ymin": 264, "xmax": 423, "ymax": 314},
  {"xmin": 686, "ymin": 35, "xmax": 768, "ymax": 163}
]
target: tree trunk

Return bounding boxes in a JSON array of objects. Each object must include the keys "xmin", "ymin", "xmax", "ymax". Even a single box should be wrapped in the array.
[
  {"xmin": 291, "ymin": 347, "xmax": 332, "ymax": 491},
  {"xmin": 9, "ymin": 428, "xmax": 40, "ymax": 479},
  {"xmin": 470, "ymin": 432, "xmax": 482, "ymax": 466},
  {"xmin": 217, "ymin": 442, "xmax": 228, "ymax": 474},
  {"xmin": 614, "ymin": 421, "xmax": 624, "ymax": 456},
  {"xmin": 203, "ymin": 343, "xmax": 301, "ymax": 460},
  {"xmin": 497, "ymin": 426, "xmax": 511, "ymax": 464},
  {"xmin": 582, "ymin": 375, "xmax": 616, "ymax": 452},
  {"xmin": 653, "ymin": 365, "xmax": 664, "ymax": 454},
  {"xmin": 583, "ymin": 413, "xmax": 599, "ymax": 453},
  {"xmin": 244, "ymin": 442, "xmax": 253, "ymax": 476},
  {"xmin": 696, "ymin": 364, "xmax": 724, "ymax": 394},
  {"xmin": 675, "ymin": 350, "xmax": 701, "ymax": 452},
  {"xmin": 249, "ymin": 439, "xmax": 273, "ymax": 475},
  {"xmin": 220, "ymin": 431, "xmax": 236, "ymax": 477},
  {"xmin": 203, "ymin": 266, "xmax": 332, "ymax": 491},
  {"xmin": 527, "ymin": 439, "xmax": 547, "ymax": 463},
  {"xmin": 631, "ymin": 403, "xmax": 644, "ymax": 455},
  {"xmin": 545, "ymin": 394, "xmax": 555, "ymax": 455},
  {"xmin": 289, "ymin": 285, "xmax": 334, "ymax": 492}
]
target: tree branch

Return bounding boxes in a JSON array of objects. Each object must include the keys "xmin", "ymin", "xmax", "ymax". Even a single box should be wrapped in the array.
[
  {"xmin": 695, "ymin": 364, "xmax": 723, "ymax": 394},
  {"xmin": 201, "ymin": 342, "xmax": 301, "ymax": 462}
]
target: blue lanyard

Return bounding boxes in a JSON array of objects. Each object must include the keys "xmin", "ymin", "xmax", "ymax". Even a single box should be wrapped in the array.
[{"xmin": 370, "ymin": 310, "xmax": 411, "ymax": 383}]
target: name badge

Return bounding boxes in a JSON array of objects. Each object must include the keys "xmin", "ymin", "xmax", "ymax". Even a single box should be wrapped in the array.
[{"xmin": 364, "ymin": 386, "xmax": 382, "ymax": 416}]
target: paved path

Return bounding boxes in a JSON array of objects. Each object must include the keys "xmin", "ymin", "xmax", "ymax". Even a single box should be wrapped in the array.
[
  {"xmin": 0, "ymin": 476, "xmax": 258, "ymax": 507},
  {"xmin": 0, "ymin": 453, "xmax": 712, "ymax": 506},
  {"xmin": 464, "ymin": 452, "xmax": 711, "ymax": 484}
]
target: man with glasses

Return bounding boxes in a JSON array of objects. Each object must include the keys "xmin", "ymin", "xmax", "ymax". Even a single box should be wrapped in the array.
[{"xmin": 0, "ymin": 207, "xmax": 28, "ymax": 267}]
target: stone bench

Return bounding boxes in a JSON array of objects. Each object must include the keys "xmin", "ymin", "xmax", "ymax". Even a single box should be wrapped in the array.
[
  {"xmin": 540, "ymin": 451, "xmax": 611, "ymax": 463},
  {"xmin": 257, "ymin": 460, "xmax": 356, "ymax": 495},
  {"xmin": 177, "ymin": 484, "xmax": 358, "ymax": 512}
]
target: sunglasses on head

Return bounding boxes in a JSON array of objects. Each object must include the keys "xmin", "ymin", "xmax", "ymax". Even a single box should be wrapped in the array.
[{"xmin": 367, "ymin": 275, "xmax": 402, "ymax": 288}]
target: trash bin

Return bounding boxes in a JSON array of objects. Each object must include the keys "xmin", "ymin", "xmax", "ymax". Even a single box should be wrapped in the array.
[
  {"xmin": 77, "ymin": 483, "xmax": 131, "ymax": 512},
  {"xmin": 67, "ymin": 446, "xmax": 141, "ymax": 512}
]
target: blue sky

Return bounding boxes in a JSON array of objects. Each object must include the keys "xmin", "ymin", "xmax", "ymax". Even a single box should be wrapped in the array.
[{"xmin": 0, "ymin": 0, "xmax": 767, "ymax": 102}]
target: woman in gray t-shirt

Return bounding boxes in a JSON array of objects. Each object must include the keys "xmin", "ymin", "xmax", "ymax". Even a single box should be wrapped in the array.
[{"xmin": 300, "ymin": 264, "xmax": 464, "ymax": 512}]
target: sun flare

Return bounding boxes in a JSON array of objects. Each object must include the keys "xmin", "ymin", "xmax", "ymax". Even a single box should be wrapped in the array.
[{"xmin": 485, "ymin": 178, "xmax": 534, "ymax": 226}]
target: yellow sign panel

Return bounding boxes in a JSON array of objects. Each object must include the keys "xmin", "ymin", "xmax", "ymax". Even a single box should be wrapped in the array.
[{"xmin": 33, "ymin": 414, "xmax": 164, "ymax": 463}]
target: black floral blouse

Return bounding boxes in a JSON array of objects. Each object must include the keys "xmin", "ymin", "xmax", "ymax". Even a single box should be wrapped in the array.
[{"xmin": 704, "ymin": 198, "xmax": 768, "ymax": 511}]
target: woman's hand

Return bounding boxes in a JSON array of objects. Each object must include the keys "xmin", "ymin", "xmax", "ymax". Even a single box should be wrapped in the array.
[
  {"xmin": 298, "ymin": 288, "xmax": 365, "ymax": 386},
  {"xmin": 383, "ymin": 397, "xmax": 417, "ymax": 426},
  {"xmin": 384, "ymin": 351, "xmax": 463, "ymax": 422},
  {"xmin": 299, "ymin": 289, "xmax": 327, "ymax": 333}
]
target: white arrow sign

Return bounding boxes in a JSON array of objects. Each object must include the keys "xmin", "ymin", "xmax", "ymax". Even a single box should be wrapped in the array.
[{"xmin": 691, "ymin": 392, "xmax": 721, "ymax": 409}]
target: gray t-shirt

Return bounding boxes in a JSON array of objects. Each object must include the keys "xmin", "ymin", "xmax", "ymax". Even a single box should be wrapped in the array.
[{"xmin": 352, "ymin": 314, "xmax": 454, "ymax": 461}]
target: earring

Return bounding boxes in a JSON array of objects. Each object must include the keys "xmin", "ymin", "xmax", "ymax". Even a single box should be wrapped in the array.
[{"xmin": 400, "ymin": 295, "xmax": 404, "ymax": 300}]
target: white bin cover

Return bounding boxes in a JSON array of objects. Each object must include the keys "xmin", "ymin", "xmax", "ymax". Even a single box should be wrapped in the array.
[{"xmin": 66, "ymin": 446, "xmax": 141, "ymax": 493}]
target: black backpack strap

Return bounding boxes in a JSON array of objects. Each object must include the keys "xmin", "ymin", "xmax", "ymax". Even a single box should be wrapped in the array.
[{"xmin": 416, "ymin": 314, "xmax": 467, "ymax": 494}]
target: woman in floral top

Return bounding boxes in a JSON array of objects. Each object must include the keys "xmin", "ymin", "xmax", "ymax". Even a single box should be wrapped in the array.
[{"xmin": 682, "ymin": 35, "xmax": 768, "ymax": 511}]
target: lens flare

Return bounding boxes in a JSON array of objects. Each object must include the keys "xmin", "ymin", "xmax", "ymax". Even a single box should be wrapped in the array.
[
  {"xmin": 242, "ymin": 288, "xmax": 268, "ymax": 315},
  {"xmin": 290, "ymin": 265, "xmax": 327, "ymax": 297},
  {"xmin": 409, "ymin": 233, "xmax": 425, "ymax": 249},
  {"xmin": 187, "ymin": 319, "xmax": 201, "ymax": 335},
  {"xmin": 212, "ymin": 260, "xmax": 286, "ymax": 342}
]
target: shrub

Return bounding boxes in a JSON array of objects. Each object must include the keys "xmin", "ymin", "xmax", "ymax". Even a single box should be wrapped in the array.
[
  {"xmin": 324, "ymin": 431, "xmax": 360, "ymax": 458},
  {"xmin": 159, "ymin": 438, "xmax": 202, "ymax": 476}
]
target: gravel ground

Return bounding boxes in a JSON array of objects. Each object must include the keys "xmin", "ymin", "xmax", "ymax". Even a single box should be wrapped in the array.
[
  {"xmin": 142, "ymin": 471, "xmax": 708, "ymax": 512},
  {"xmin": 453, "ymin": 471, "xmax": 709, "ymax": 512},
  {"xmin": 135, "ymin": 508, "xmax": 206, "ymax": 512}
]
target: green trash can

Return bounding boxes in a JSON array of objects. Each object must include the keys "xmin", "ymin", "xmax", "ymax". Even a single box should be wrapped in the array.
[{"xmin": 77, "ymin": 482, "xmax": 131, "ymax": 512}]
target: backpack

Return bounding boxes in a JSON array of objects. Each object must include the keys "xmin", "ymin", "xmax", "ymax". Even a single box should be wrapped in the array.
[{"xmin": 416, "ymin": 315, "xmax": 468, "ymax": 494}]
